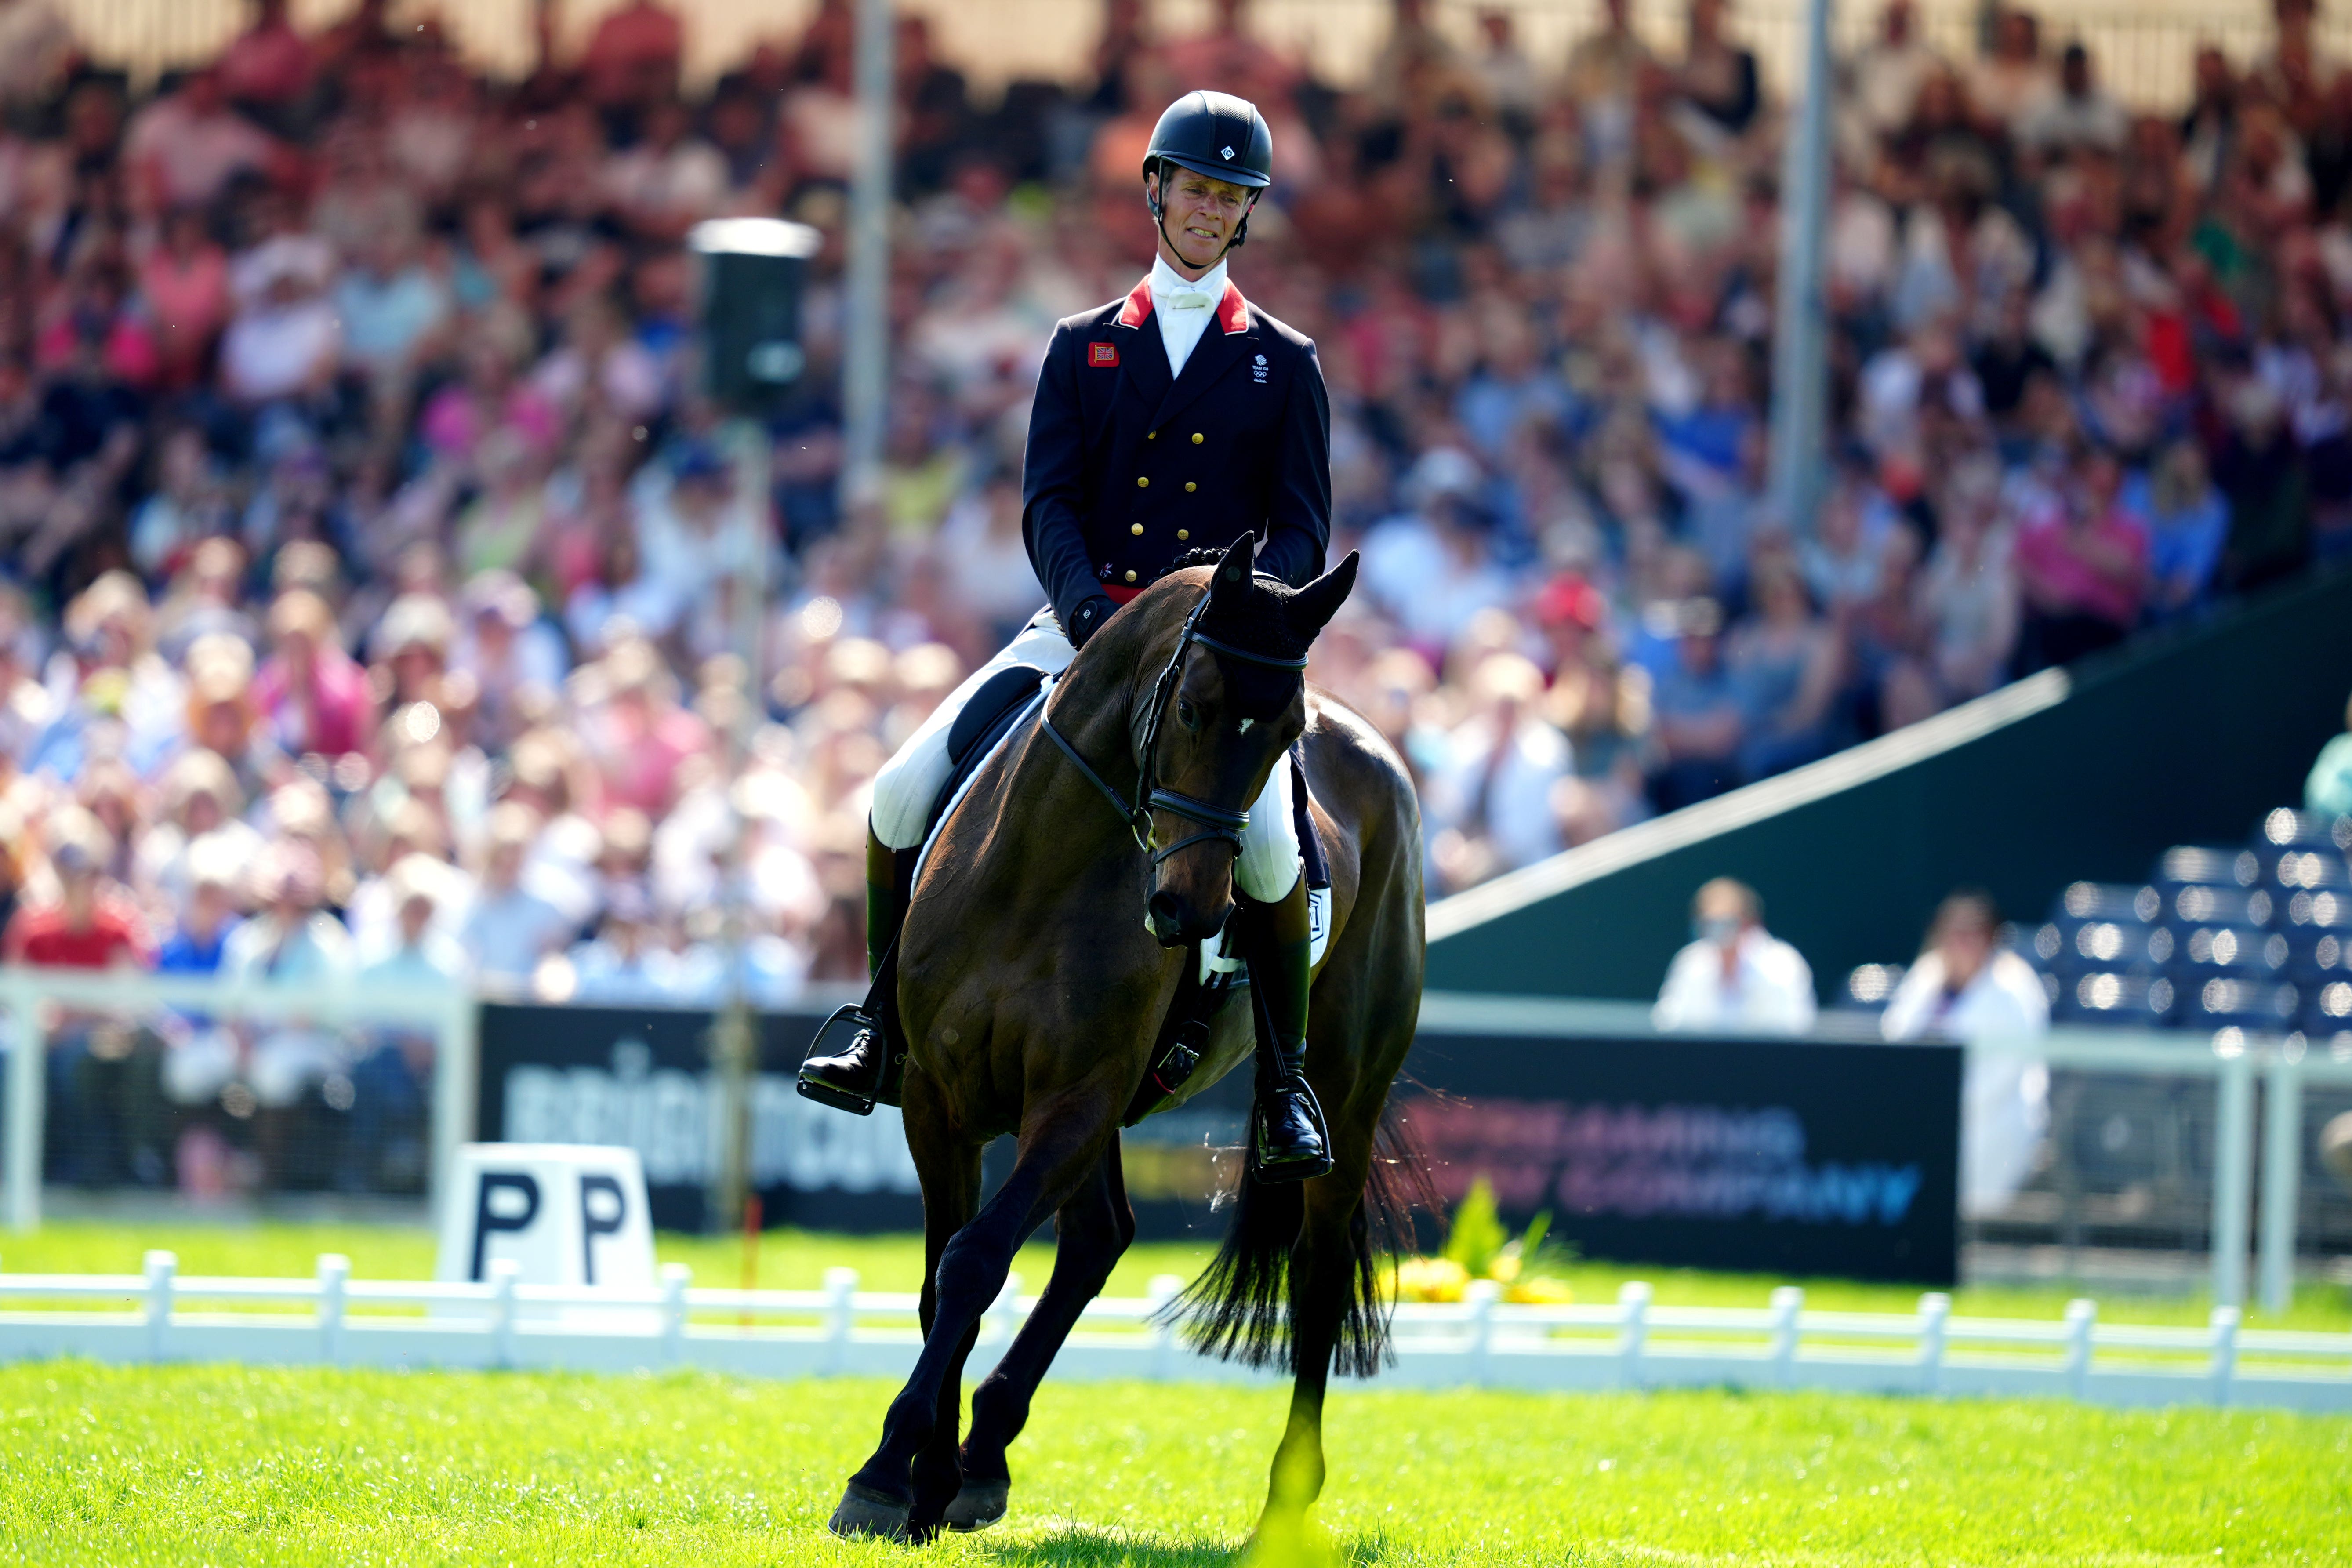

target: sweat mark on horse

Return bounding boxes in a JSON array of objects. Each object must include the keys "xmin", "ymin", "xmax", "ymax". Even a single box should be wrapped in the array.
[{"xmin": 824, "ymin": 537, "xmax": 1429, "ymax": 1543}]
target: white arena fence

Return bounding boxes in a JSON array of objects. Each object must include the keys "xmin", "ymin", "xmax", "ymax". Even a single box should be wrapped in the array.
[
  {"xmin": 5, "ymin": 972, "xmax": 2352, "ymax": 1316},
  {"xmin": 0, "ymin": 1254, "xmax": 2346, "ymax": 1413}
]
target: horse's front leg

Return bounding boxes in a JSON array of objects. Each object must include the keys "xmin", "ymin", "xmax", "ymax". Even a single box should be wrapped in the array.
[
  {"xmin": 831, "ymin": 1099, "xmax": 1113, "ymax": 1540},
  {"xmin": 905, "ymin": 1115, "xmax": 985, "ymax": 1542},
  {"xmin": 949, "ymin": 1141, "xmax": 1136, "ymax": 1532}
]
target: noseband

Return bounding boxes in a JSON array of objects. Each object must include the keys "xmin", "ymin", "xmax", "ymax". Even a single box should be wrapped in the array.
[{"xmin": 1042, "ymin": 589, "xmax": 1306, "ymax": 865}]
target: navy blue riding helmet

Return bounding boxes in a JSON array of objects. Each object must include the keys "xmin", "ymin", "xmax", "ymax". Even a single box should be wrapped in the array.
[{"xmin": 1143, "ymin": 89, "xmax": 1274, "ymax": 251}]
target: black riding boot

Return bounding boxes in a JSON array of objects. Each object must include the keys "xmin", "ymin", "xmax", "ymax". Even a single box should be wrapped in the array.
[
  {"xmin": 797, "ymin": 824, "xmax": 915, "ymax": 1115},
  {"xmin": 1238, "ymin": 874, "xmax": 1333, "ymax": 1182}
]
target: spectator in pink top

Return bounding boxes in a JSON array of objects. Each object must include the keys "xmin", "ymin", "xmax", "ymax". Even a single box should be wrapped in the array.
[
  {"xmin": 251, "ymin": 589, "xmax": 371, "ymax": 760},
  {"xmin": 2013, "ymin": 446, "xmax": 2150, "ymax": 673},
  {"xmin": 138, "ymin": 209, "xmax": 232, "ymax": 392}
]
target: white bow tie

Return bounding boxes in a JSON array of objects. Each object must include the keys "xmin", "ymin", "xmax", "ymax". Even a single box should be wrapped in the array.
[{"xmin": 1163, "ymin": 285, "xmax": 1216, "ymax": 313}]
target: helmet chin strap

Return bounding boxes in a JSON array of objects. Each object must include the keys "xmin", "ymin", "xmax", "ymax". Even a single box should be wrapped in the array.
[{"xmin": 1147, "ymin": 161, "xmax": 1260, "ymax": 271}]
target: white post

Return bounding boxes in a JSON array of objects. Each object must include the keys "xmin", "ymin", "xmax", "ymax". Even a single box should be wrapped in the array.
[
  {"xmin": 822, "ymin": 1266, "xmax": 858, "ymax": 1374},
  {"xmin": 1464, "ymin": 1278, "xmax": 1501, "ymax": 1386},
  {"xmin": 316, "ymin": 1253, "xmax": 349, "ymax": 1367},
  {"xmin": 430, "ymin": 987, "xmax": 478, "ymax": 1226},
  {"xmin": 144, "ymin": 1250, "xmax": 176, "ymax": 1363},
  {"xmin": 2208, "ymin": 1304, "xmax": 2240, "ymax": 1406},
  {"xmin": 489, "ymin": 1258, "xmax": 520, "ymax": 1370},
  {"xmin": 661, "ymin": 1263, "xmax": 692, "ymax": 1367},
  {"xmin": 1147, "ymin": 1273, "xmax": 1184, "ymax": 1381},
  {"xmin": 2212, "ymin": 1049, "xmax": 2256, "ymax": 1310},
  {"xmin": 838, "ymin": 0, "xmax": 894, "ymax": 511},
  {"xmin": 5, "ymin": 977, "xmax": 44, "ymax": 1232},
  {"xmin": 984, "ymin": 1273, "xmax": 1023, "ymax": 1347},
  {"xmin": 1615, "ymin": 1281, "xmax": 1651, "ymax": 1389},
  {"xmin": 1916, "ymin": 1292, "xmax": 1951, "ymax": 1395},
  {"xmin": 1766, "ymin": 0, "xmax": 1836, "ymax": 530},
  {"xmin": 1769, "ymin": 1286, "xmax": 1804, "ymax": 1388},
  {"xmin": 2258, "ymin": 1049, "xmax": 2303, "ymax": 1316},
  {"xmin": 2062, "ymin": 1298, "xmax": 2096, "ymax": 1401}
]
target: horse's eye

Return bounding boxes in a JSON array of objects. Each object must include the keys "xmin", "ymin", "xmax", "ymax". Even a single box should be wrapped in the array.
[{"xmin": 1176, "ymin": 698, "xmax": 1199, "ymax": 731}]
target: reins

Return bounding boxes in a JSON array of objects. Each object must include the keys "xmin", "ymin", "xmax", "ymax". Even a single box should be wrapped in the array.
[{"xmin": 1040, "ymin": 587, "xmax": 1306, "ymax": 865}]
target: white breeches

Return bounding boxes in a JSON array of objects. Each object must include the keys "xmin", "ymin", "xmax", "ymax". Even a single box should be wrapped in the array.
[{"xmin": 868, "ymin": 608, "xmax": 1300, "ymax": 900}]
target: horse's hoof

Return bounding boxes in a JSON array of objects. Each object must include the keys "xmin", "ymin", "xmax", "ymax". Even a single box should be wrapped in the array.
[
  {"xmin": 827, "ymin": 1481, "xmax": 913, "ymax": 1541},
  {"xmin": 944, "ymin": 1476, "xmax": 1009, "ymax": 1533}
]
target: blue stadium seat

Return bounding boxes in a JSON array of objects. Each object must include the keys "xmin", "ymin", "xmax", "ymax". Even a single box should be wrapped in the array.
[
  {"xmin": 2151, "ymin": 846, "xmax": 2258, "ymax": 893},
  {"xmin": 2052, "ymin": 969, "xmax": 2175, "ymax": 1026},
  {"xmin": 2179, "ymin": 976, "xmax": 2302, "ymax": 1031}
]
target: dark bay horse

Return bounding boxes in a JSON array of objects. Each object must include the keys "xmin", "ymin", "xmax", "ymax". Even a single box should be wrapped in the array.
[{"xmin": 827, "ymin": 538, "xmax": 1427, "ymax": 1543}]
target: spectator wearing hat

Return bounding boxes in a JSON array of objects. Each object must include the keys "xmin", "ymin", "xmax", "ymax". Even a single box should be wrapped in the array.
[
  {"xmin": 451, "ymin": 570, "xmax": 566, "ymax": 752},
  {"xmin": 4, "ymin": 808, "xmax": 149, "ymax": 970},
  {"xmin": 134, "ymin": 747, "xmax": 264, "ymax": 914},
  {"xmin": 1653, "ymin": 876, "xmax": 1817, "ymax": 1035},
  {"xmin": 218, "ymin": 236, "xmax": 341, "ymax": 409},
  {"xmin": 221, "ymin": 838, "xmax": 352, "ymax": 986},
  {"xmin": 154, "ymin": 839, "xmax": 243, "ymax": 976},
  {"xmin": 370, "ymin": 593, "xmax": 455, "ymax": 711},
  {"xmin": 1882, "ymin": 889, "xmax": 2051, "ymax": 1216},
  {"xmin": 252, "ymin": 589, "xmax": 370, "ymax": 761},
  {"xmin": 10, "ymin": 810, "xmax": 171, "ymax": 1185}
]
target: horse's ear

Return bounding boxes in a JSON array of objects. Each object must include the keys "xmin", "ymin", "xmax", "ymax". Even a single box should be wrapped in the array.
[
  {"xmin": 1209, "ymin": 535, "xmax": 1258, "ymax": 602},
  {"xmin": 1285, "ymin": 551, "xmax": 1358, "ymax": 640}
]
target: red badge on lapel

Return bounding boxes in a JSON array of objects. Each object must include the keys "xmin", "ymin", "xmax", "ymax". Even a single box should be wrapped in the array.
[{"xmin": 1088, "ymin": 341, "xmax": 1120, "ymax": 367}]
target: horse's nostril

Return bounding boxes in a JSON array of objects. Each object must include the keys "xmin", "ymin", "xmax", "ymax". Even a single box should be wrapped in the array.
[{"xmin": 1146, "ymin": 891, "xmax": 1187, "ymax": 944}]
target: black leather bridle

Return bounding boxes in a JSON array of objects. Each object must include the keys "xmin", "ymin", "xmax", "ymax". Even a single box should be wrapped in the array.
[{"xmin": 1042, "ymin": 589, "xmax": 1305, "ymax": 865}]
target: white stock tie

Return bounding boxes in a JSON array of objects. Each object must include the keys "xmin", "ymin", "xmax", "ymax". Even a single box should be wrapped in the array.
[{"xmin": 1162, "ymin": 285, "xmax": 1215, "ymax": 314}]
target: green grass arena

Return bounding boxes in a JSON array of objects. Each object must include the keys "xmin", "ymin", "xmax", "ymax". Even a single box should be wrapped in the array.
[{"xmin": 1, "ymin": 1223, "xmax": 2348, "ymax": 1564}]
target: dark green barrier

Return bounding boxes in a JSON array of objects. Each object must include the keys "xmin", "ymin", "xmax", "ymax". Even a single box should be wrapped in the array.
[{"xmin": 1427, "ymin": 568, "xmax": 2352, "ymax": 1001}]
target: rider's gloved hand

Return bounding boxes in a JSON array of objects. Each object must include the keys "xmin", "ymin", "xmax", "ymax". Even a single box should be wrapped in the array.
[{"xmin": 1063, "ymin": 595, "xmax": 1120, "ymax": 650}]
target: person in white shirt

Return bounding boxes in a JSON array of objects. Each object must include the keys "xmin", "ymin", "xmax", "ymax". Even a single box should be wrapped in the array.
[
  {"xmin": 1653, "ymin": 878, "xmax": 1818, "ymax": 1034},
  {"xmin": 1881, "ymin": 889, "xmax": 2051, "ymax": 1217}
]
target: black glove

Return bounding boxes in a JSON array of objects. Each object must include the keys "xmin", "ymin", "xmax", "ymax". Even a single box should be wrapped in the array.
[{"xmin": 1063, "ymin": 595, "xmax": 1119, "ymax": 650}]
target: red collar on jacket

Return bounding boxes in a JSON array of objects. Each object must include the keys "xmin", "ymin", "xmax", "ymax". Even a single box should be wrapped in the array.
[{"xmin": 1115, "ymin": 275, "xmax": 1250, "ymax": 335}]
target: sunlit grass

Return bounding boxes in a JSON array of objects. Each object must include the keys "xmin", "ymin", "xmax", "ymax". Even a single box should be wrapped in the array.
[{"xmin": 0, "ymin": 1362, "xmax": 2342, "ymax": 1565}]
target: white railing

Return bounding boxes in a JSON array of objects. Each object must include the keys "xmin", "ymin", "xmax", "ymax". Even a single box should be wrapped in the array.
[
  {"xmin": 3, "ymin": 1253, "xmax": 2346, "ymax": 1412},
  {"xmin": 0, "ymin": 967, "xmax": 479, "ymax": 1234}
]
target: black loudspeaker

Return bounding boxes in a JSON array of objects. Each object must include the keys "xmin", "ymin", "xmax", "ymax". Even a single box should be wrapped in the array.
[{"xmin": 690, "ymin": 218, "xmax": 823, "ymax": 415}]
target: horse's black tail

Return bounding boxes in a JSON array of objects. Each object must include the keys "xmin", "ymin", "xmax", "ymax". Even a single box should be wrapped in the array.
[{"xmin": 1169, "ymin": 1101, "xmax": 1435, "ymax": 1378}]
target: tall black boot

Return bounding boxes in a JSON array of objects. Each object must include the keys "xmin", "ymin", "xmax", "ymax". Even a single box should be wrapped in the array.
[
  {"xmin": 798, "ymin": 824, "xmax": 916, "ymax": 1115},
  {"xmin": 1238, "ymin": 874, "xmax": 1333, "ymax": 1182}
]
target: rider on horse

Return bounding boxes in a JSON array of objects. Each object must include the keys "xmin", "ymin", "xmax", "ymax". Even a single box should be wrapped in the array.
[{"xmin": 798, "ymin": 88, "xmax": 1336, "ymax": 1181}]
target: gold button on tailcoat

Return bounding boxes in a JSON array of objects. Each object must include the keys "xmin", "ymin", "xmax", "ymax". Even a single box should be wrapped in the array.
[
  {"xmin": 1124, "ymin": 570, "xmax": 1137, "ymax": 582},
  {"xmin": 1130, "ymin": 523, "xmax": 1144, "ymax": 535},
  {"xmin": 1185, "ymin": 481, "xmax": 1197, "ymax": 492},
  {"xmin": 1192, "ymin": 432, "xmax": 1204, "ymax": 444},
  {"xmin": 1136, "ymin": 476, "xmax": 1148, "ymax": 487}
]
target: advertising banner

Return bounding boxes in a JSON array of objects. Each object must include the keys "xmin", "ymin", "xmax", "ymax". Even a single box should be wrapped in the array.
[
  {"xmin": 475, "ymin": 1003, "xmax": 1959, "ymax": 1279},
  {"xmin": 1399, "ymin": 1031, "xmax": 1962, "ymax": 1284}
]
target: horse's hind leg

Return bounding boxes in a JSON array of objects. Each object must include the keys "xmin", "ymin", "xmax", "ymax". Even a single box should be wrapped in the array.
[
  {"xmin": 950, "ymin": 1141, "xmax": 1136, "ymax": 1531},
  {"xmin": 831, "ymin": 1100, "xmax": 1116, "ymax": 1539},
  {"xmin": 1261, "ymin": 1139, "xmax": 1373, "ymax": 1528}
]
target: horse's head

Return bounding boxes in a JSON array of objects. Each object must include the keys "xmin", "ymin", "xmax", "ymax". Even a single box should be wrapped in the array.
[{"xmin": 1140, "ymin": 536, "xmax": 1357, "ymax": 947}]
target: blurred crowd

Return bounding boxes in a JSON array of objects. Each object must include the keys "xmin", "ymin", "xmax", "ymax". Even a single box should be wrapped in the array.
[{"xmin": 1, "ymin": 0, "xmax": 2350, "ymax": 1188}]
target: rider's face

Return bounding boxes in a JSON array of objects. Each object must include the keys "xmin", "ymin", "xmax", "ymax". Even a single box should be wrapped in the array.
[{"xmin": 1151, "ymin": 168, "xmax": 1252, "ymax": 276}]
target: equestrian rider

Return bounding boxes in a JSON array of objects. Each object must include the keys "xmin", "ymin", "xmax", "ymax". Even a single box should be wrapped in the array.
[{"xmin": 798, "ymin": 88, "xmax": 1335, "ymax": 1181}]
